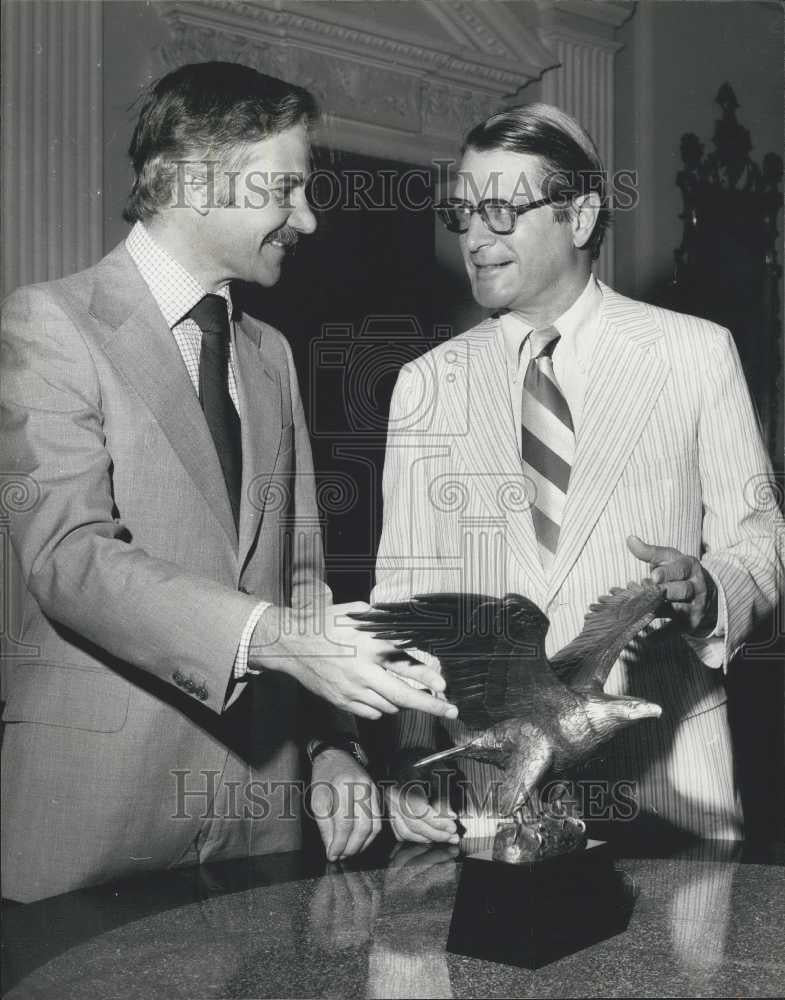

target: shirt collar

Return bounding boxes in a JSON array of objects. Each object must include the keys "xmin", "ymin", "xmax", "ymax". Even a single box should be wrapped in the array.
[
  {"xmin": 126, "ymin": 221, "xmax": 232, "ymax": 329},
  {"xmin": 498, "ymin": 274, "xmax": 602, "ymax": 377}
]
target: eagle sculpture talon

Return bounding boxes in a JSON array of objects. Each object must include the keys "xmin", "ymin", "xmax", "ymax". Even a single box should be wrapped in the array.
[{"xmin": 491, "ymin": 798, "xmax": 587, "ymax": 862}]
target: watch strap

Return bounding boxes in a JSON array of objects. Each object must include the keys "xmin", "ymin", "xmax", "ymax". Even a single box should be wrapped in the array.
[{"xmin": 306, "ymin": 735, "xmax": 369, "ymax": 769}]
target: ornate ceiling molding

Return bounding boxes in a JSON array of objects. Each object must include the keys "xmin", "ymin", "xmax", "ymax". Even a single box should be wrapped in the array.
[
  {"xmin": 157, "ymin": 1, "xmax": 558, "ymax": 92},
  {"xmin": 546, "ymin": 1, "xmax": 634, "ymax": 29},
  {"xmin": 154, "ymin": 0, "xmax": 560, "ymax": 163},
  {"xmin": 153, "ymin": 1, "xmax": 631, "ymax": 165},
  {"xmin": 532, "ymin": 0, "xmax": 632, "ymax": 51}
]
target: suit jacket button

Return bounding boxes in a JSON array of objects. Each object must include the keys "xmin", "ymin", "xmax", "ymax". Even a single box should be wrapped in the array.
[
  {"xmin": 197, "ymin": 685, "xmax": 208, "ymax": 701},
  {"xmin": 173, "ymin": 670, "xmax": 184, "ymax": 685}
]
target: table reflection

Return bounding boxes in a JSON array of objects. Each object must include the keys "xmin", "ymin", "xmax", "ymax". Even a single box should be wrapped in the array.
[
  {"xmin": 367, "ymin": 843, "xmax": 458, "ymax": 999},
  {"xmin": 2, "ymin": 838, "xmax": 783, "ymax": 999}
]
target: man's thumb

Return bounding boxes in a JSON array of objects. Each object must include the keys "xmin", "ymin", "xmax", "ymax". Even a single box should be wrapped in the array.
[{"xmin": 627, "ymin": 534, "xmax": 655, "ymax": 562}]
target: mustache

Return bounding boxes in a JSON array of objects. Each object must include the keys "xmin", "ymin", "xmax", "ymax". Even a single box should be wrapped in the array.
[{"xmin": 263, "ymin": 226, "xmax": 299, "ymax": 248}]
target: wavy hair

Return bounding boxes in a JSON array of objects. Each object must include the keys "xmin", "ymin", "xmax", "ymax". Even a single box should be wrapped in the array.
[{"xmin": 123, "ymin": 62, "xmax": 319, "ymax": 223}]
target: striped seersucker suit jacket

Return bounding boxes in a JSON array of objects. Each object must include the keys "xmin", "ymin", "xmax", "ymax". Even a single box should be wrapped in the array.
[{"xmin": 371, "ymin": 282, "xmax": 783, "ymax": 840}]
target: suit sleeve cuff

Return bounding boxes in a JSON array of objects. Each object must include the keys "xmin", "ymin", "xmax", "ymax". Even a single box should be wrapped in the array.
[{"xmin": 233, "ymin": 600, "xmax": 271, "ymax": 678}]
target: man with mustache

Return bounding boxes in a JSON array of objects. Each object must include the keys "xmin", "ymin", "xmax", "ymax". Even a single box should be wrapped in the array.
[{"xmin": 0, "ymin": 62, "xmax": 456, "ymax": 902}]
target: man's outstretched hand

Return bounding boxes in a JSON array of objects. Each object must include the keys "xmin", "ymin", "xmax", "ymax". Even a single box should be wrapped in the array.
[
  {"xmin": 627, "ymin": 535, "xmax": 718, "ymax": 634},
  {"xmin": 248, "ymin": 602, "xmax": 459, "ymax": 721}
]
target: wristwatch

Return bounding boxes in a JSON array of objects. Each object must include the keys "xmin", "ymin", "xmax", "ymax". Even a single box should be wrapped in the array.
[{"xmin": 306, "ymin": 735, "xmax": 369, "ymax": 768}]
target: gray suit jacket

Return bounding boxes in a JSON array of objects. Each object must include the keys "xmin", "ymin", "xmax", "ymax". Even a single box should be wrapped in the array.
[{"xmin": 1, "ymin": 243, "xmax": 330, "ymax": 900}]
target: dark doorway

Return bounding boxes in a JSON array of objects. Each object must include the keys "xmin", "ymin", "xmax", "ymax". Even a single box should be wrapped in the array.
[{"xmin": 236, "ymin": 149, "xmax": 442, "ymax": 604}]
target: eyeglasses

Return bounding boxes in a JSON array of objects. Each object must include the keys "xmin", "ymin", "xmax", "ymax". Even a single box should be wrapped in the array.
[{"xmin": 435, "ymin": 197, "xmax": 554, "ymax": 235}]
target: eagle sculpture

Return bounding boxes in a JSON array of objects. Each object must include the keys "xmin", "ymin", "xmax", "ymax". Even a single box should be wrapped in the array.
[{"xmin": 351, "ymin": 581, "xmax": 666, "ymax": 862}]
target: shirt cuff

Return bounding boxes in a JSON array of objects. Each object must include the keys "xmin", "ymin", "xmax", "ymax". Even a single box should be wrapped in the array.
[
  {"xmin": 700, "ymin": 566, "xmax": 727, "ymax": 639},
  {"xmin": 682, "ymin": 630, "xmax": 725, "ymax": 670},
  {"xmin": 233, "ymin": 600, "xmax": 271, "ymax": 679},
  {"xmin": 682, "ymin": 571, "xmax": 728, "ymax": 670}
]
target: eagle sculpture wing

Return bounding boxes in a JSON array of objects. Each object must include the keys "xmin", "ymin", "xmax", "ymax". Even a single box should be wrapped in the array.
[
  {"xmin": 350, "ymin": 593, "xmax": 559, "ymax": 729},
  {"xmin": 548, "ymin": 579, "xmax": 667, "ymax": 690}
]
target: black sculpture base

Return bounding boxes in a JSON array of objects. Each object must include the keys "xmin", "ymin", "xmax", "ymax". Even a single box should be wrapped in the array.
[{"xmin": 446, "ymin": 839, "xmax": 633, "ymax": 969}]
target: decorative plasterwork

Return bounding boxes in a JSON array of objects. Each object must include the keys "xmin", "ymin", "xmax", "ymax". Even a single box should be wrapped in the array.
[
  {"xmin": 153, "ymin": 1, "xmax": 629, "ymax": 169},
  {"xmin": 158, "ymin": 1, "xmax": 558, "ymax": 93},
  {"xmin": 154, "ymin": 0, "xmax": 559, "ymax": 163},
  {"xmin": 544, "ymin": 0, "xmax": 634, "ymax": 30},
  {"xmin": 531, "ymin": 0, "xmax": 631, "ymax": 51}
]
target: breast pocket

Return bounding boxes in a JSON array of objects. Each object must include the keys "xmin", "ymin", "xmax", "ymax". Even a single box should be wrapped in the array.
[
  {"xmin": 616, "ymin": 451, "xmax": 692, "ymax": 490},
  {"xmin": 610, "ymin": 451, "xmax": 702, "ymax": 551}
]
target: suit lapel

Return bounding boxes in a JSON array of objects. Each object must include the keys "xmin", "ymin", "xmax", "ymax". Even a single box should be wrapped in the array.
[
  {"xmin": 545, "ymin": 285, "xmax": 669, "ymax": 606},
  {"xmin": 451, "ymin": 323, "xmax": 547, "ymax": 599},
  {"xmin": 92, "ymin": 245, "xmax": 238, "ymax": 549},
  {"xmin": 234, "ymin": 316, "xmax": 284, "ymax": 571}
]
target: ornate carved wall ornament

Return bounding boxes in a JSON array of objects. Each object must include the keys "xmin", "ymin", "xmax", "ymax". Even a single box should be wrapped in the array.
[
  {"xmin": 671, "ymin": 83, "xmax": 783, "ymax": 464},
  {"xmin": 155, "ymin": 0, "xmax": 563, "ymax": 163},
  {"xmin": 673, "ymin": 83, "xmax": 782, "ymax": 308},
  {"xmin": 421, "ymin": 83, "xmax": 502, "ymax": 141},
  {"xmin": 157, "ymin": 19, "xmax": 271, "ymax": 70}
]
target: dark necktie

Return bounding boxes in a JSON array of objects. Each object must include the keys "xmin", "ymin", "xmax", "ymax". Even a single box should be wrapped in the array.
[
  {"xmin": 521, "ymin": 327, "xmax": 575, "ymax": 575},
  {"xmin": 188, "ymin": 294, "xmax": 242, "ymax": 531}
]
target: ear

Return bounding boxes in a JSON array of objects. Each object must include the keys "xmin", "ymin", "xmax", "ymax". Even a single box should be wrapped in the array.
[
  {"xmin": 571, "ymin": 192, "xmax": 602, "ymax": 250},
  {"xmin": 171, "ymin": 160, "xmax": 213, "ymax": 216}
]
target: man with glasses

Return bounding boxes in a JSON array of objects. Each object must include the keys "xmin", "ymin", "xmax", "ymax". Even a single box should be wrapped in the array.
[{"xmin": 372, "ymin": 103, "xmax": 782, "ymax": 844}]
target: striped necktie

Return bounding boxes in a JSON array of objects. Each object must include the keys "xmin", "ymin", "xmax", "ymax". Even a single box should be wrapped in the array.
[{"xmin": 521, "ymin": 326, "xmax": 575, "ymax": 574}]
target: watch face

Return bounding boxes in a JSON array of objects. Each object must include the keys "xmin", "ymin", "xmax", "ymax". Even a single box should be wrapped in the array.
[{"xmin": 348, "ymin": 741, "xmax": 370, "ymax": 768}]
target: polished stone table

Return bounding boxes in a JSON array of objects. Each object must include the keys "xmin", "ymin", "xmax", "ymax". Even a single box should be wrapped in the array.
[{"xmin": 3, "ymin": 836, "xmax": 783, "ymax": 998}]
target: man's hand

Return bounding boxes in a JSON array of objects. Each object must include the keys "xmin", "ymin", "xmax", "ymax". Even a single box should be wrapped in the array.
[
  {"xmin": 249, "ymin": 602, "xmax": 459, "ymax": 721},
  {"xmin": 310, "ymin": 749, "xmax": 382, "ymax": 862},
  {"xmin": 627, "ymin": 535, "xmax": 718, "ymax": 634},
  {"xmin": 384, "ymin": 783, "xmax": 460, "ymax": 845}
]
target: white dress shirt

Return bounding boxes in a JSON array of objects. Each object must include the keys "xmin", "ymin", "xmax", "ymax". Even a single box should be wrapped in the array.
[
  {"xmin": 497, "ymin": 272, "xmax": 602, "ymax": 448},
  {"xmin": 126, "ymin": 222, "xmax": 266, "ymax": 679}
]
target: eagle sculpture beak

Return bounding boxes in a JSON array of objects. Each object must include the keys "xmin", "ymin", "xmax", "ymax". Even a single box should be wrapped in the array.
[{"xmin": 623, "ymin": 698, "xmax": 662, "ymax": 721}]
